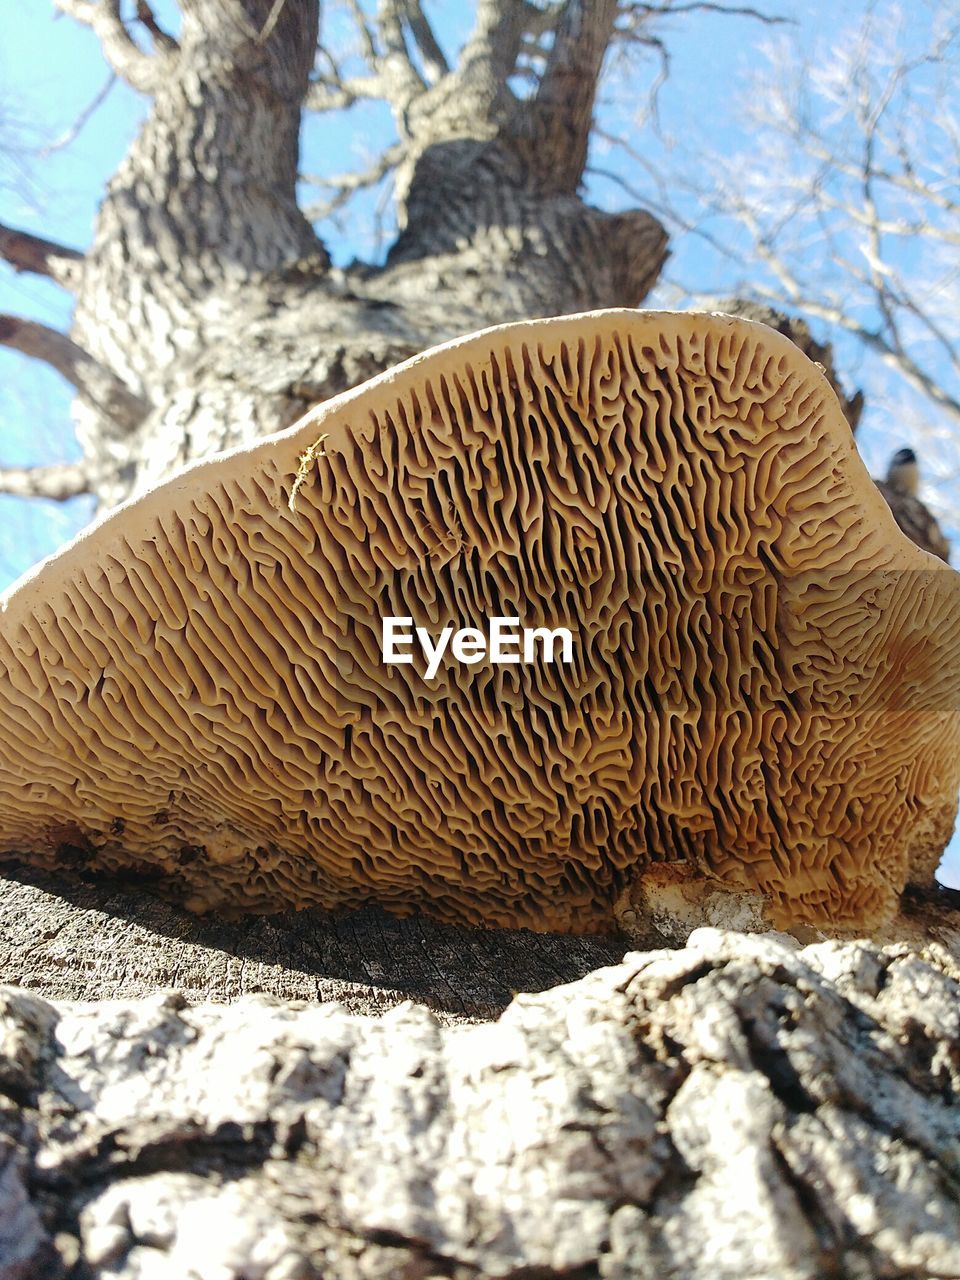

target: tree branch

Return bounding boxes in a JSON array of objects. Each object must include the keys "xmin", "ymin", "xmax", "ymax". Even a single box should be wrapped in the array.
[
  {"xmin": 134, "ymin": 0, "xmax": 180, "ymax": 53},
  {"xmin": 0, "ymin": 223, "xmax": 84, "ymax": 290},
  {"xmin": 462, "ymin": 0, "xmax": 547, "ymax": 100},
  {"xmin": 401, "ymin": 0, "xmax": 450, "ymax": 83},
  {"xmin": 0, "ymin": 463, "xmax": 91, "ymax": 501},
  {"xmin": 376, "ymin": 0, "xmax": 428, "ymax": 85},
  {"xmin": 346, "ymin": 0, "xmax": 381, "ymax": 64},
  {"xmin": 306, "ymin": 0, "xmax": 434, "ymax": 126},
  {"xmin": 303, "ymin": 143, "xmax": 405, "ymax": 221},
  {"xmin": 0, "ymin": 315, "xmax": 148, "ymax": 432},
  {"xmin": 663, "ymin": 5, "xmax": 960, "ymax": 483},
  {"xmin": 54, "ymin": 0, "xmax": 176, "ymax": 93},
  {"xmin": 39, "ymin": 73, "xmax": 117, "ymax": 156},
  {"xmin": 304, "ymin": 74, "xmax": 392, "ymax": 112},
  {"xmin": 519, "ymin": 0, "xmax": 620, "ymax": 193},
  {"xmin": 373, "ymin": 0, "xmax": 430, "ymax": 121},
  {"xmin": 620, "ymin": 0, "xmax": 791, "ymax": 22}
]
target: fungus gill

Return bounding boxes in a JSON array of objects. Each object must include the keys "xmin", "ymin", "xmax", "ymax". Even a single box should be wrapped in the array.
[{"xmin": 1, "ymin": 311, "xmax": 958, "ymax": 933}]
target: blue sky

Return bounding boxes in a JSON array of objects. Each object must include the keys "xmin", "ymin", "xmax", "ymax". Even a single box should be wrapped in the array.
[{"xmin": 2, "ymin": 1, "xmax": 958, "ymax": 888}]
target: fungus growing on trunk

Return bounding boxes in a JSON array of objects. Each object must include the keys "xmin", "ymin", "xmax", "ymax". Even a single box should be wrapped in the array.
[{"xmin": 1, "ymin": 311, "xmax": 958, "ymax": 933}]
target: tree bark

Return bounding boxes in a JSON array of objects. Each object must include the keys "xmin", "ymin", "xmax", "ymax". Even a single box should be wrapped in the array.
[
  {"xmin": 60, "ymin": 0, "xmax": 667, "ymax": 507},
  {"xmin": 0, "ymin": 865, "xmax": 625, "ymax": 1016},
  {"xmin": 2, "ymin": 928, "xmax": 959, "ymax": 1280}
]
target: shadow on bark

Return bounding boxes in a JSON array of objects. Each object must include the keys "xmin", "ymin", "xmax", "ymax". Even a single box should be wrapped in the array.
[{"xmin": 0, "ymin": 862, "xmax": 627, "ymax": 1020}]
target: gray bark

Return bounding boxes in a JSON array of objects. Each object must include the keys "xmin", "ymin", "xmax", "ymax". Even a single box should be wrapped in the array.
[
  {"xmin": 0, "ymin": 866, "xmax": 625, "ymax": 1018},
  {"xmin": 2, "ymin": 928, "xmax": 959, "ymax": 1280},
  {"xmin": 55, "ymin": 0, "xmax": 666, "ymax": 507}
]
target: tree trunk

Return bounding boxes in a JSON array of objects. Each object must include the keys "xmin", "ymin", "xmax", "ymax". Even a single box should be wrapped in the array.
[{"xmin": 68, "ymin": 0, "xmax": 666, "ymax": 508}]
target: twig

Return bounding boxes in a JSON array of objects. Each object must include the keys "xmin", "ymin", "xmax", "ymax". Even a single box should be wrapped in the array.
[
  {"xmin": 620, "ymin": 0, "xmax": 791, "ymax": 23},
  {"xmin": 39, "ymin": 73, "xmax": 117, "ymax": 156},
  {"xmin": 303, "ymin": 143, "xmax": 404, "ymax": 220},
  {"xmin": 304, "ymin": 74, "xmax": 390, "ymax": 112}
]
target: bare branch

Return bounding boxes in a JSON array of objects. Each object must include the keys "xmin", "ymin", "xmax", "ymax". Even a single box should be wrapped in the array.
[
  {"xmin": 0, "ymin": 463, "xmax": 91, "ymax": 501},
  {"xmin": 868, "ymin": 163, "xmax": 960, "ymax": 216},
  {"xmin": 39, "ymin": 73, "xmax": 117, "ymax": 156},
  {"xmin": 0, "ymin": 224, "xmax": 84, "ymax": 290},
  {"xmin": 784, "ymin": 126, "xmax": 960, "ymax": 218},
  {"xmin": 375, "ymin": 0, "xmax": 429, "ymax": 113},
  {"xmin": 402, "ymin": 0, "xmax": 450, "ymax": 83},
  {"xmin": 0, "ymin": 315, "xmax": 148, "ymax": 432},
  {"xmin": 659, "ymin": 3, "xmax": 960, "ymax": 478},
  {"xmin": 347, "ymin": 0, "xmax": 381, "ymax": 64},
  {"xmin": 431, "ymin": 0, "xmax": 528, "ymax": 116},
  {"xmin": 814, "ymin": 193, "xmax": 960, "ymax": 245},
  {"xmin": 521, "ymin": 0, "xmax": 620, "ymax": 193},
  {"xmin": 54, "ymin": 0, "xmax": 176, "ymax": 93},
  {"xmin": 303, "ymin": 143, "xmax": 405, "ymax": 220},
  {"xmin": 619, "ymin": 0, "xmax": 791, "ymax": 22},
  {"xmin": 586, "ymin": 163, "xmax": 650, "ymax": 208},
  {"xmin": 613, "ymin": 26, "xmax": 671, "ymax": 129},
  {"xmin": 134, "ymin": 0, "xmax": 179, "ymax": 52},
  {"xmin": 304, "ymin": 74, "xmax": 391, "ymax": 112},
  {"xmin": 306, "ymin": 0, "xmax": 437, "ymax": 124},
  {"xmin": 255, "ymin": 0, "xmax": 289, "ymax": 45}
]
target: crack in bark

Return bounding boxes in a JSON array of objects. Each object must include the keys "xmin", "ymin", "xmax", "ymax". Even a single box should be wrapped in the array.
[{"xmin": 1, "ymin": 932, "xmax": 959, "ymax": 1277}]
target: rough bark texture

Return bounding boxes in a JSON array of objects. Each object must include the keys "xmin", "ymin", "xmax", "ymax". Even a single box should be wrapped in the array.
[
  {"xmin": 0, "ymin": 866, "xmax": 625, "ymax": 1017},
  {"xmin": 58, "ymin": 0, "xmax": 667, "ymax": 507},
  {"xmin": 2, "ymin": 928, "xmax": 959, "ymax": 1280}
]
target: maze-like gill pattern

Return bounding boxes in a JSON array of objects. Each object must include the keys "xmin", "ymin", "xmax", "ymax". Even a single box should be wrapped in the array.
[{"xmin": 1, "ymin": 312, "xmax": 959, "ymax": 933}]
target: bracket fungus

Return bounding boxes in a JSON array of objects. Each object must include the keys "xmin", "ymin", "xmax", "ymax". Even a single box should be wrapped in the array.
[{"xmin": 1, "ymin": 311, "xmax": 959, "ymax": 934}]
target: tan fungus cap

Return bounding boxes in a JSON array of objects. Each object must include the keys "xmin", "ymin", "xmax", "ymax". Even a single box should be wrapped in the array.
[{"xmin": 1, "ymin": 311, "xmax": 958, "ymax": 933}]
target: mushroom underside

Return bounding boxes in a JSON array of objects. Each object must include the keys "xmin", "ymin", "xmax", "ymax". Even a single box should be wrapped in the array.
[{"xmin": 1, "ymin": 310, "xmax": 958, "ymax": 933}]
